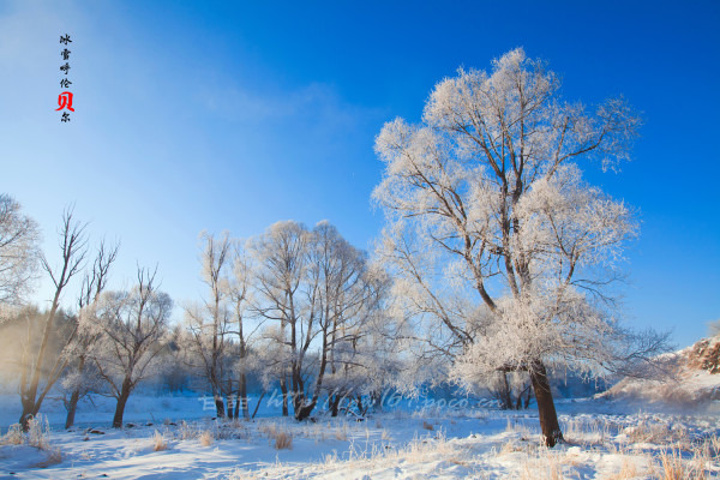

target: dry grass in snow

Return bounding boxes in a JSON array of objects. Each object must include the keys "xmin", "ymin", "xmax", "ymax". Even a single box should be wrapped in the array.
[
  {"xmin": 152, "ymin": 429, "xmax": 168, "ymax": 451},
  {"xmin": 1, "ymin": 405, "xmax": 719, "ymax": 479}
]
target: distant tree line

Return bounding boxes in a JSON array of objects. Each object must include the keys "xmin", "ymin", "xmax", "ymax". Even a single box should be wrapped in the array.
[{"xmin": 0, "ymin": 197, "xmax": 408, "ymax": 429}]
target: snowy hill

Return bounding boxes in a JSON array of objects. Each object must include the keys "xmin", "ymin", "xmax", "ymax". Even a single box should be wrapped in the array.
[{"xmin": 603, "ymin": 334, "xmax": 720, "ymax": 407}]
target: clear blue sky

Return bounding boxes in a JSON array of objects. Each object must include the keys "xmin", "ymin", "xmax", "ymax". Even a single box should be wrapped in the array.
[{"xmin": 1, "ymin": 0, "xmax": 718, "ymax": 348}]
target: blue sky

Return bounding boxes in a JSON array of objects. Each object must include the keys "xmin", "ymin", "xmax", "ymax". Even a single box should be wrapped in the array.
[{"xmin": 1, "ymin": 0, "xmax": 718, "ymax": 348}]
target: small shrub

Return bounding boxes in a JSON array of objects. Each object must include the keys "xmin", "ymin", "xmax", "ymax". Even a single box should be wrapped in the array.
[
  {"xmin": 274, "ymin": 431, "xmax": 293, "ymax": 450},
  {"xmin": 153, "ymin": 430, "xmax": 168, "ymax": 451},
  {"xmin": 1, "ymin": 424, "xmax": 24, "ymax": 445},
  {"xmin": 31, "ymin": 448, "xmax": 63, "ymax": 468},
  {"xmin": 199, "ymin": 430, "xmax": 214, "ymax": 447},
  {"xmin": 27, "ymin": 415, "xmax": 51, "ymax": 450}
]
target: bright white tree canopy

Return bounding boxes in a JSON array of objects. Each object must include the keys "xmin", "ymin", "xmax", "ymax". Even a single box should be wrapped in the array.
[{"xmin": 373, "ymin": 48, "xmax": 648, "ymax": 384}]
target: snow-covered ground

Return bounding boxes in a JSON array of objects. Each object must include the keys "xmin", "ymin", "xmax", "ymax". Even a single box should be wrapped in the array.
[{"xmin": 1, "ymin": 393, "xmax": 719, "ymax": 479}]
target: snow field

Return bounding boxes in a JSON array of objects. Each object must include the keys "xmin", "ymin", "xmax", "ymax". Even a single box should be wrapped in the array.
[{"xmin": 2, "ymin": 403, "xmax": 719, "ymax": 479}]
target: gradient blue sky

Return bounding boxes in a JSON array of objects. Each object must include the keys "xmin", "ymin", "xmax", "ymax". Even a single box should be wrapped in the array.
[{"xmin": 2, "ymin": 0, "xmax": 718, "ymax": 348}]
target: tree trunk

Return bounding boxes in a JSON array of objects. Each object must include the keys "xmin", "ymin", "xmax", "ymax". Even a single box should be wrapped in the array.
[
  {"xmin": 251, "ymin": 391, "xmax": 265, "ymax": 420},
  {"xmin": 19, "ymin": 303, "xmax": 64, "ymax": 431},
  {"xmin": 295, "ymin": 400, "xmax": 316, "ymax": 421},
  {"xmin": 214, "ymin": 396, "xmax": 225, "ymax": 418},
  {"xmin": 65, "ymin": 388, "xmax": 81, "ymax": 429},
  {"xmin": 237, "ymin": 373, "xmax": 248, "ymax": 419},
  {"xmin": 291, "ymin": 365, "xmax": 305, "ymax": 418},
  {"xmin": 112, "ymin": 379, "xmax": 133, "ymax": 428},
  {"xmin": 65, "ymin": 355, "xmax": 86, "ymax": 429},
  {"xmin": 356, "ymin": 395, "xmax": 365, "ymax": 416},
  {"xmin": 227, "ymin": 397, "xmax": 234, "ymax": 419},
  {"xmin": 524, "ymin": 387, "xmax": 533, "ymax": 409},
  {"xmin": 500, "ymin": 373, "xmax": 513, "ymax": 410},
  {"xmin": 226, "ymin": 379, "xmax": 234, "ymax": 419},
  {"xmin": 19, "ymin": 398, "xmax": 39, "ymax": 431},
  {"xmin": 529, "ymin": 360, "xmax": 563, "ymax": 447},
  {"xmin": 329, "ymin": 394, "xmax": 340, "ymax": 417},
  {"xmin": 514, "ymin": 384, "xmax": 531, "ymax": 410},
  {"xmin": 280, "ymin": 378, "xmax": 288, "ymax": 417},
  {"xmin": 370, "ymin": 390, "xmax": 382, "ymax": 412}
]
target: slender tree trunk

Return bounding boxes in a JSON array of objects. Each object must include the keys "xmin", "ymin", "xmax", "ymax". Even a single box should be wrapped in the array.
[
  {"xmin": 65, "ymin": 355, "xmax": 86, "ymax": 429},
  {"xmin": 294, "ymin": 340, "xmax": 329, "ymax": 421},
  {"xmin": 356, "ymin": 395, "xmax": 364, "ymax": 415},
  {"xmin": 65, "ymin": 388, "xmax": 81, "ymax": 429},
  {"xmin": 280, "ymin": 378, "xmax": 288, "ymax": 416},
  {"xmin": 500, "ymin": 373, "xmax": 513, "ymax": 410},
  {"xmin": 524, "ymin": 386, "xmax": 533, "ymax": 409},
  {"xmin": 329, "ymin": 394, "xmax": 340, "ymax": 417},
  {"xmin": 112, "ymin": 378, "xmax": 133, "ymax": 428},
  {"xmin": 370, "ymin": 390, "xmax": 382, "ymax": 412},
  {"xmin": 291, "ymin": 368, "xmax": 306, "ymax": 420},
  {"xmin": 237, "ymin": 372, "xmax": 248, "ymax": 419},
  {"xmin": 249, "ymin": 391, "xmax": 265, "ymax": 419},
  {"xmin": 515, "ymin": 384, "xmax": 532, "ymax": 410},
  {"xmin": 20, "ymin": 302, "xmax": 62, "ymax": 431},
  {"xmin": 529, "ymin": 360, "xmax": 563, "ymax": 447},
  {"xmin": 294, "ymin": 366, "xmax": 319, "ymax": 421},
  {"xmin": 226, "ymin": 379, "xmax": 234, "ymax": 419},
  {"xmin": 214, "ymin": 396, "xmax": 225, "ymax": 418}
]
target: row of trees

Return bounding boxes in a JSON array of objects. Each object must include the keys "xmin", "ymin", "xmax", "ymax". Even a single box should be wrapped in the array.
[
  {"xmin": 0, "ymin": 201, "xmax": 172, "ymax": 430},
  {"xmin": 0, "ymin": 199, "xmax": 406, "ymax": 428},
  {"xmin": 183, "ymin": 221, "xmax": 401, "ymax": 421}
]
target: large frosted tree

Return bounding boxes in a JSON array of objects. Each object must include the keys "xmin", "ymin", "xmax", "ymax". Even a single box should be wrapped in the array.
[
  {"xmin": 84, "ymin": 267, "xmax": 171, "ymax": 428},
  {"xmin": 373, "ymin": 48, "xmax": 646, "ymax": 446}
]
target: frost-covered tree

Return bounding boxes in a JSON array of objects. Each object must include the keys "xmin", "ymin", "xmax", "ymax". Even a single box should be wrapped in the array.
[
  {"xmin": 250, "ymin": 221, "xmax": 310, "ymax": 418},
  {"xmin": 63, "ymin": 241, "xmax": 118, "ymax": 429},
  {"xmin": 297, "ymin": 221, "xmax": 381, "ymax": 420},
  {"xmin": 84, "ymin": 267, "xmax": 171, "ymax": 428},
  {"xmin": 0, "ymin": 194, "xmax": 40, "ymax": 307},
  {"xmin": 373, "ymin": 48, "xmax": 654, "ymax": 446},
  {"xmin": 251, "ymin": 220, "xmax": 387, "ymax": 420},
  {"xmin": 19, "ymin": 208, "xmax": 87, "ymax": 430},
  {"xmin": 184, "ymin": 231, "xmax": 235, "ymax": 418},
  {"xmin": 228, "ymin": 243, "xmax": 260, "ymax": 419}
]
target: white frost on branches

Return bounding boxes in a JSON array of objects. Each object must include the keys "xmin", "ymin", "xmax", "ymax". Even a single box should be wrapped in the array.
[{"xmin": 373, "ymin": 48, "xmax": 651, "ymax": 387}]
